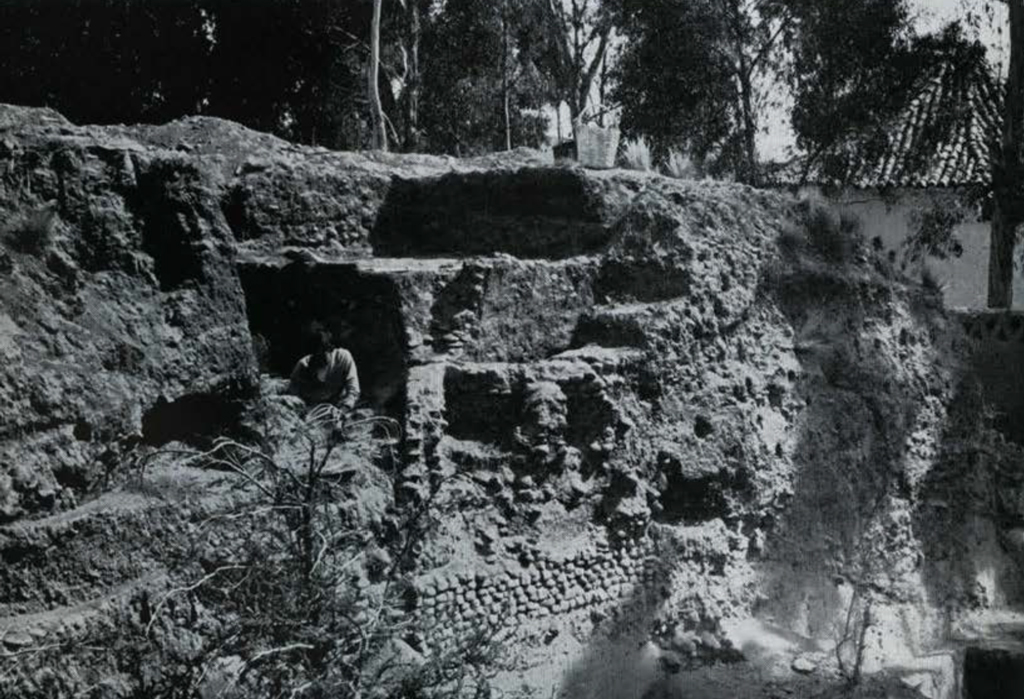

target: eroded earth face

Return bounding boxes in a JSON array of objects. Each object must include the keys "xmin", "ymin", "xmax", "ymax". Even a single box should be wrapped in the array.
[{"xmin": 1, "ymin": 104, "xmax": 1022, "ymax": 699}]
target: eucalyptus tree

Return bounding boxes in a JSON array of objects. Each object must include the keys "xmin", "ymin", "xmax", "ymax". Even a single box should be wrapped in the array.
[{"xmin": 614, "ymin": 0, "xmax": 793, "ymax": 183}]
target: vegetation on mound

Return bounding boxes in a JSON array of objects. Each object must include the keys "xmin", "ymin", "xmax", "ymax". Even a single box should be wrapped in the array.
[
  {"xmin": 2, "ymin": 201, "xmax": 58, "ymax": 256},
  {"xmin": 1, "ymin": 402, "xmax": 502, "ymax": 699}
]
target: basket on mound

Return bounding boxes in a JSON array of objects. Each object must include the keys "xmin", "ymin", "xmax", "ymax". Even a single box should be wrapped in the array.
[{"xmin": 574, "ymin": 120, "xmax": 620, "ymax": 169}]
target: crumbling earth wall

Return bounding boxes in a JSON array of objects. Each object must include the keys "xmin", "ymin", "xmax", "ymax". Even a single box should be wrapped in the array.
[{"xmin": 1, "ymin": 104, "xmax": 1023, "ymax": 699}]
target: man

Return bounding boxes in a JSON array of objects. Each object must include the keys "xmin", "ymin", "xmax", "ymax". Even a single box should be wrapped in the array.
[{"xmin": 288, "ymin": 325, "xmax": 360, "ymax": 411}]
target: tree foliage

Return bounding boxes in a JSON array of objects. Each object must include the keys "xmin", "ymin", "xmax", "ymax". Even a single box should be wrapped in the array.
[
  {"xmin": 0, "ymin": 0, "xmax": 212, "ymax": 125},
  {"xmin": 419, "ymin": 0, "xmax": 552, "ymax": 155},
  {"xmin": 613, "ymin": 0, "xmax": 788, "ymax": 182},
  {"xmin": 0, "ymin": 0, "xmax": 558, "ymax": 156},
  {"xmin": 783, "ymin": 0, "xmax": 917, "ymax": 182},
  {"xmin": 538, "ymin": 0, "xmax": 619, "ymax": 127},
  {"xmin": 0, "ymin": 0, "xmax": 380, "ymax": 149}
]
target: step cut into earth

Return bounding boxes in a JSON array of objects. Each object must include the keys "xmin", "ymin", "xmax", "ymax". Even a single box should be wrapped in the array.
[{"xmin": 2, "ymin": 104, "xmax": 1024, "ymax": 699}]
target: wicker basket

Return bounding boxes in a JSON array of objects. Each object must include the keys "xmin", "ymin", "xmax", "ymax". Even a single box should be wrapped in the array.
[{"xmin": 574, "ymin": 120, "xmax": 620, "ymax": 169}]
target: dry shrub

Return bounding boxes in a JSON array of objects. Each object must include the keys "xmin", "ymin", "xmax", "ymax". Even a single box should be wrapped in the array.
[
  {"xmin": 619, "ymin": 138, "xmax": 653, "ymax": 172},
  {"xmin": 133, "ymin": 404, "xmax": 501, "ymax": 698},
  {"xmin": 805, "ymin": 206, "xmax": 864, "ymax": 264},
  {"xmin": 920, "ymin": 265, "xmax": 946, "ymax": 294},
  {"xmin": 779, "ymin": 202, "xmax": 865, "ymax": 265},
  {"xmin": 661, "ymin": 149, "xmax": 698, "ymax": 180},
  {"xmin": 4, "ymin": 202, "xmax": 59, "ymax": 255}
]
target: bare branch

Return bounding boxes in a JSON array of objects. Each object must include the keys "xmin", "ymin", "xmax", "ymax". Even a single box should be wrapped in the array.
[{"xmin": 146, "ymin": 565, "xmax": 247, "ymax": 637}]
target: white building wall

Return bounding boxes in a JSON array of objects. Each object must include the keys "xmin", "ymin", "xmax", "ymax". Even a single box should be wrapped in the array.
[{"xmin": 799, "ymin": 186, "xmax": 1024, "ymax": 311}]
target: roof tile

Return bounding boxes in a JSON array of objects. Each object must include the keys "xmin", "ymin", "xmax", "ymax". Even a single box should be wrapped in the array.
[{"xmin": 771, "ymin": 57, "xmax": 1003, "ymax": 189}]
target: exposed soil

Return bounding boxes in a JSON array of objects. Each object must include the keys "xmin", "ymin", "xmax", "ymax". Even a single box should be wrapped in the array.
[{"xmin": 1, "ymin": 104, "xmax": 1023, "ymax": 699}]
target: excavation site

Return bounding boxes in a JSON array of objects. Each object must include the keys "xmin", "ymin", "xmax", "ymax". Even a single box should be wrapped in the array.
[{"xmin": 2, "ymin": 103, "xmax": 1024, "ymax": 699}]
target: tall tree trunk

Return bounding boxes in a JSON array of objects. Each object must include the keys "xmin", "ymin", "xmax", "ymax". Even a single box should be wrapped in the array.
[
  {"xmin": 504, "ymin": 89, "xmax": 512, "ymax": 151},
  {"xmin": 547, "ymin": 0, "xmax": 611, "ymax": 137},
  {"xmin": 502, "ymin": 0, "xmax": 512, "ymax": 151},
  {"xmin": 571, "ymin": 24, "xmax": 611, "ymax": 129},
  {"xmin": 989, "ymin": 205, "xmax": 1017, "ymax": 307},
  {"xmin": 369, "ymin": 0, "xmax": 387, "ymax": 151},
  {"xmin": 403, "ymin": 0, "xmax": 421, "ymax": 151},
  {"xmin": 571, "ymin": 0, "xmax": 583, "ymax": 130},
  {"xmin": 728, "ymin": 0, "xmax": 758, "ymax": 185},
  {"xmin": 988, "ymin": 0, "xmax": 1024, "ymax": 308},
  {"xmin": 737, "ymin": 64, "xmax": 759, "ymax": 185},
  {"xmin": 570, "ymin": 92, "xmax": 582, "ymax": 132}
]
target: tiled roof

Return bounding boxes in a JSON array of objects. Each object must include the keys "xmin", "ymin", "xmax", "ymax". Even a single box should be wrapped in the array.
[{"xmin": 772, "ymin": 58, "xmax": 1003, "ymax": 189}]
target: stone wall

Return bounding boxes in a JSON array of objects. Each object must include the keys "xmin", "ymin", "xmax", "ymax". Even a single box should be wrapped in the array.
[{"xmin": 414, "ymin": 538, "xmax": 652, "ymax": 643}]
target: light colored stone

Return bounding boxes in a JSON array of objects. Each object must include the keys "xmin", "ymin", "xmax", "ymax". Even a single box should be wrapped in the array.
[{"xmin": 791, "ymin": 656, "xmax": 817, "ymax": 675}]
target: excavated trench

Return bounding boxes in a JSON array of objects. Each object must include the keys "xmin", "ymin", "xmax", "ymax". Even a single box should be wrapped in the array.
[
  {"xmin": 370, "ymin": 168, "xmax": 611, "ymax": 259},
  {"xmin": 14, "ymin": 105, "xmax": 1024, "ymax": 699},
  {"xmin": 237, "ymin": 261, "xmax": 409, "ymax": 416}
]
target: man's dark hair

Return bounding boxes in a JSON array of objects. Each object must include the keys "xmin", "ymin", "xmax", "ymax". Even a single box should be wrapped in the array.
[{"xmin": 302, "ymin": 322, "xmax": 333, "ymax": 355}]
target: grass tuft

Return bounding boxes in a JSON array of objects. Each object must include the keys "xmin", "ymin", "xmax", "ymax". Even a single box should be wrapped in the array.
[
  {"xmin": 661, "ymin": 149, "xmax": 699, "ymax": 180},
  {"xmin": 619, "ymin": 138, "xmax": 653, "ymax": 172},
  {"xmin": 4, "ymin": 202, "xmax": 59, "ymax": 255},
  {"xmin": 804, "ymin": 206, "xmax": 864, "ymax": 264}
]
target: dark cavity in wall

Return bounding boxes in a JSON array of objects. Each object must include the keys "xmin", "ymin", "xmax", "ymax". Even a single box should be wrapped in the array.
[
  {"xmin": 131, "ymin": 161, "xmax": 213, "ymax": 291},
  {"xmin": 238, "ymin": 261, "xmax": 409, "ymax": 416},
  {"xmin": 371, "ymin": 169, "xmax": 611, "ymax": 258},
  {"xmin": 142, "ymin": 393, "xmax": 246, "ymax": 447},
  {"xmin": 654, "ymin": 451, "xmax": 736, "ymax": 524},
  {"xmin": 443, "ymin": 366, "xmax": 522, "ymax": 449},
  {"xmin": 656, "ymin": 470, "xmax": 729, "ymax": 524},
  {"xmin": 594, "ymin": 259, "xmax": 691, "ymax": 303},
  {"xmin": 963, "ymin": 647, "xmax": 1024, "ymax": 699}
]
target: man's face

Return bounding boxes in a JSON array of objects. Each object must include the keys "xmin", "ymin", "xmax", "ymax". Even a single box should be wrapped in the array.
[{"xmin": 309, "ymin": 349, "xmax": 329, "ymax": 371}]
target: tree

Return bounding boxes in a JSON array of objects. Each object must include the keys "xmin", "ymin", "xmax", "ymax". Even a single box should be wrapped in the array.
[
  {"xmin": 0, "ymin": 0, "xmax": 381, "ymax": 150},
  {"xmin": 0, "ymin": 0, "xmax": 212, "ymax": 125},
  {"xmin": 988, "ymin": 0, "xmax": 1024, "ymax": 307},
  {"xmin": 369, "ymin": 0, "xmax": 388, "ymax": 150},
  {"xmin": 204, "ymin": 0, "xmax": 370, "ymax": 148},
  {"xmin": 540, "ymin": 0, "xmax": 619, "ymax": 130},
  {"xmin": 419, "ymin": 0, "xmax": 551, "ymax": 155},
  {"xmin": 613, "ymin": 0, "xmax": 790, "ymax": 183},
  {"xmin": 402, "ymin": 0, "xmax": 424, "ymax": 151},
  {"xmin": 783, "ymin": 0, "xmax": 917, "ymax": 184}
]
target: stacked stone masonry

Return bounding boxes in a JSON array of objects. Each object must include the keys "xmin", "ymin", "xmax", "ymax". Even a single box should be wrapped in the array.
[{"xmin": 413, "ymin": 539, "xmax": 661, "ymax": 645}]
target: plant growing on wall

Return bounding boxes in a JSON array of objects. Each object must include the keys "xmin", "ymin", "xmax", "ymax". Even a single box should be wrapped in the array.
[
  {"xmin": 135, "ymin": 404, "xmax": 500, "ymax": 698},
  {"xmin": 902, "ymin": 193, "xmax": 976, "ymax": 267}
]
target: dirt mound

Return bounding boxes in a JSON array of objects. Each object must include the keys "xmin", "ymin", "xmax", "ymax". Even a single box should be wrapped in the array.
[{"xmin": 1, "ymin": 104, "xmax": 1022, "ymax": 699}]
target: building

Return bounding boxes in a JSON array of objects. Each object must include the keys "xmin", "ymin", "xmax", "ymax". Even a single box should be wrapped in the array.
[{"xmin": 770, "ymin": 55, "xmax": 1022, "ymax": 309}]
